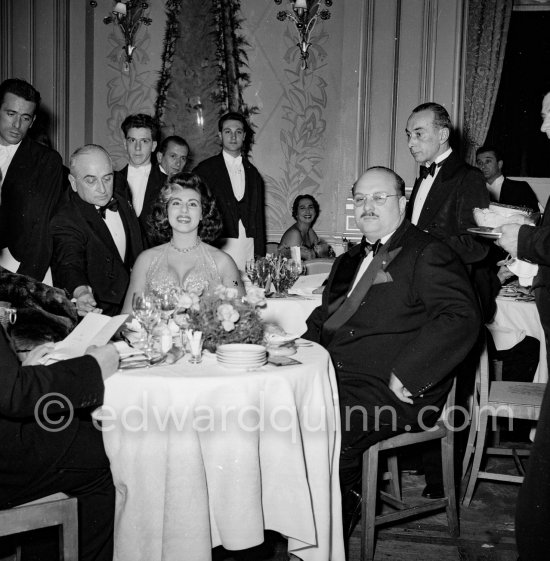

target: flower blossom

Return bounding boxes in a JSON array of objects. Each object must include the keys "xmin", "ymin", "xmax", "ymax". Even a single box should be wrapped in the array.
[
  {"xmin": 214, "ymin": 285, "xmax": 239, "ymax": 301},
  {"xmin": 177, "ymin": 291, "xmax": 200, "ymax": 311},
  {"xmin": 217, "ymin": 303, "xmax": 240, "ymax": 332},
  {"xmin": 244, "ymin": 286, "xmax": 266, "ymax": 307}
]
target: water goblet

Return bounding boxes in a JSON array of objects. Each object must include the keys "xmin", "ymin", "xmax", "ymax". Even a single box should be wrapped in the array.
[
  {"xmin": 246, "ymin": 258, "xmax": 258, "ymax": 285},
  {"xmin": 173, "ymin": 307, "xmax": 190, "ymax": 350},
  {"xmin": 132, "ymin": 292, "xmax": 160, "ymax": 356},
  {"xmin": 255, "ymin": 258, "xmax": 270, "ymax": 289},
  {"xmin": 158, "ymin": 289, "xmax": 179, "ymax": 322}
]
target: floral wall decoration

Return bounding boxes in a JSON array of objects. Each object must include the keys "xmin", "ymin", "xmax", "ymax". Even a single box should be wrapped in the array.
[
  {"xmin": 156, "ymin": 0, "xmax": 256, "ymax": 164},
  {"xmin": 263, "ymin": 25, "xmax": 329, "ymax": 230}
]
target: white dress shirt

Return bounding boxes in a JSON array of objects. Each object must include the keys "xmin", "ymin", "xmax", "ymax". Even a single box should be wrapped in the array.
[
  {"xmin": 410, "ymin": 147, "xmax": 453, "ymax": 225},
  {"xmin": 102, "ymin": 207, "xmax": 127, "ymax": 261},
  {"xmin": 0, "ymin": 142, "xmax": 20, "ymax": 200},
  {"xmin": 221, "ymin": 150, "xmax": 253, "ymax": 270},
  {"xmin": 487, "ymin": 174, "xmax": 504, "ymax": 202},
  {"xmin": 348, "ymin": 230, "xmax": 395, "ymax": 295},
  {"xmin": 127, "ymin": 163, "xmax": 151, "ymax": 216}
]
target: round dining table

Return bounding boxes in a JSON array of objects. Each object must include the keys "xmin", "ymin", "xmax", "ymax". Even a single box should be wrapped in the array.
[{"xmin": 98, "ymin": 343, "xmax": 345, "ymax": 561}]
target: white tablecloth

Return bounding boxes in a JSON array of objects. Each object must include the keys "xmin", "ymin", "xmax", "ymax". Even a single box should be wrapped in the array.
[
  {"xmin": 260, "ymin": 296, "xmax": 321, "ymax": 336},
  {"xmin": 487, "ymin": 297, "xmax": 548, "ymax": 383},
  {"xmin": 100, "ymin": 344, "xmax": 344, "ymax": 561}
]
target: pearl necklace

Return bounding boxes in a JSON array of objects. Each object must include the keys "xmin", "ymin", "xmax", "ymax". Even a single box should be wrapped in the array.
[{"xmin": 169, "ymin": 238, "xmax": 201, "ymax": 253}]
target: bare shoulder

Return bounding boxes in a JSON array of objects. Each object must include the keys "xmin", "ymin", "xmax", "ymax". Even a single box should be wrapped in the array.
[
  {"xmin": 135, "ymin": 244, "xmax": 166, "ymax": 267},
  {"xmin": 204, "ymin": 243, "xmax": 233, "ymax": 267}
]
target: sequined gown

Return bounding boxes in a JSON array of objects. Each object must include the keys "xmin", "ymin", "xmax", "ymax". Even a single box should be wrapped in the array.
[{"xmin": 145, "ymin": 242, "xmax": 222, "ymax": 295}]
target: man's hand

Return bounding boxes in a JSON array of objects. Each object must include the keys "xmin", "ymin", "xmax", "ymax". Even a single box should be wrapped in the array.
[
  {"xmin": 73, "ymin": 286, "xmax": 102, "ymax": 316},
  {"xmin": 86, "ymin": 343, "xmax": 120, "ymax": 379},
  {"xmin": 21, "ymin": 342, "xmax": 55, "ymax": 366},
  {"xmin": 389, "ymin": 372, "xmax": 413, "ymax": 404},
  {"xmin": 495, "ymin": 223, "xmax": 521, "ymax": 257}
]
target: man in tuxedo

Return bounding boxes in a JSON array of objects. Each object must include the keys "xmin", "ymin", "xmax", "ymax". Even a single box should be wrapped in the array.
[
  {"xmin": 115, "ymin": 113, "xmax": 164, "ymax": 241},
  {"xmin": 302, "ymin": 167, "xmax": 480, "ymax": 539},
  {"xmin": 51, "ymin": 144, "xmax": 143, "ymax": 316},
  {"xmin": 406, "ymin": 102, "xmax": 489, "ymax": 265},
  {"xmin": 476, "ymin": 145, "xmax": 539, "ymax": 213},
  {"xmin": 0, "ymin": 78, "xmax": 65, "ymax": 281},
  {"xmin": 194, "ymin": 112, "xmax": 266, "ymax": 269},
  {"xmin": 500, "ymin": 91, "xmax": 550, "ymax": 561},
  {"xmin": 156, "ymin": 135, "xmax": 189, "ymax": 178},
  {"xmin": 0, "ymin": 328, "xmax": 119, "ymax": 561},
  {"xmin": 406, "ymin": 102, "xmax": 490, "ymax": 497}
]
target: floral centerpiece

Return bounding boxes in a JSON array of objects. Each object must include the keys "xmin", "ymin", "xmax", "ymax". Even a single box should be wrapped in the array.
[{"xmin": 175, "ymin": 285, "xmax": 267, "ymax": 353}]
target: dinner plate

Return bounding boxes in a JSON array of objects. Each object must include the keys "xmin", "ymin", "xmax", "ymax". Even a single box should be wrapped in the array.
[
  {"xmin": 217, "ymin": 343, "xmax": 266, "ymax": 353},
  {"xmin": 216, "ymin": 356, "xmax": 267, "ymax": 364},
  {"xmin": 467, "ymin": 227, "xmax": 502, "ymax": 239}
]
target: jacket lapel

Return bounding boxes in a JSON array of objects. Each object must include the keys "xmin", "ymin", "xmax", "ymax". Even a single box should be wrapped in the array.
[
  {"xmin": 75, "ymin": 194, "xmax": 124, "ymax": 265},
  {"xmin": 413, "ymin": 152, "xmax": 460, "ymax": 230},
  {"xmin": 321, "ymin": 222, "xmax": 408, "ymax": 345}
]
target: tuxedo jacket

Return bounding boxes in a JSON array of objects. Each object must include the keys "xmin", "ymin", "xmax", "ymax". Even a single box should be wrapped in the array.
[
  {"xmin": 50, "ymin": 190, "xmax": 144, "ymax": 315},
  {"xmin": 406, "ymin": 151, "xmax": 490, "ymax": 265},
  {"xmin": 114, "ymin": 163, "xmax": 166, "ymax": 244},
  {"xmin": 194, "ymin": 153, "xmax": 266, "ymax": 256},
  {"xmin": 303, "ymin": 220, "xmax": 480, "ymax": 428},
  {"xmin": 498, "ymin": 177, "xmax": 539, "ymax": 214},
  {"xmin": 0, "ymin": 137, "xmax": 65, "ymax": 280},
  {"xmin": 0, "ymin": 326, "xmax": 103, "ymax": 506}
]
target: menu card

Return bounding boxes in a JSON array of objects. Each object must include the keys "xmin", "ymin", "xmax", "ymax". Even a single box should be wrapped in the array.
[{"xmin": 37, "ymin": 313, "xmax": 128, "ymax": 365}]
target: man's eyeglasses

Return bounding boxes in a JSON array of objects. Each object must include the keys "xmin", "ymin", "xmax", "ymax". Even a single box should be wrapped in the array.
[{"xmin": 352, "ymin": 193, "xmax": 400, "ymax": 207}]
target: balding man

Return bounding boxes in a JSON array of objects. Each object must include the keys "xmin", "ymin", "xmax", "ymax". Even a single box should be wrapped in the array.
[
  {"xmin": 303, "ymin": 167, "xmax": 480, "ymax": 542},
  {"xmin": 51, "ymin": 144, "xmax": 143, "ymax": 316}
]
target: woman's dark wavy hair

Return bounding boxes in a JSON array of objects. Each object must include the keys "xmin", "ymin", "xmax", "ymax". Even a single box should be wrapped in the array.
[
  {"xmin": 147, "ymin": 172, "xmax": 222, "ymax": 245},
  {"xmin": 292, "ymin": 194, "xmax": 320, "ymax": 224}
]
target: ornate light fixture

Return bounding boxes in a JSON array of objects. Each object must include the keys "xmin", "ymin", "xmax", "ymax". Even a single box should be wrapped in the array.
[
  {"xmin": 274, "ymin": 0, "xmax": 332, "ymax": 70},
  {"xmin": 90, "ymin": 1, "xmax": 152, "ymax": 66}
]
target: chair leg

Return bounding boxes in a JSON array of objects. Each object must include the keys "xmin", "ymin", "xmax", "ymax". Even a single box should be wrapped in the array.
[
  {"xmin": 461, "ymin": 392, "xmax": 479, "ymax": 478},
  {"xmin": 59, "ymin": 498, "xmax": 78, "ymax": 561},
  {"xmin": 386, "ymin": 453, "xmax": 401, "ymax": 500},
  {"xmin": 361, "ymin": 443, "xmax": 380, "ymax": 561},
  {"xmin": 441, "ymin": 435, "xmax": 459, "ymax": 537},
  {"xmin": 462, "ymin": 410, "xmax": 490, "ymax": 507}
]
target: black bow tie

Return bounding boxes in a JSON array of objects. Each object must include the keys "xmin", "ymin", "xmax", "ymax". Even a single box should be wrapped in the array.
[
  {"xmin": 360, "ymin": 236, "xmax": 383, "ymax": 257},
  {"xmin": 418, "ymin": 161, "xmax": 440, "ymax": 180},
  {"xmin": 97, "ymin": 198, "xmax": 119, "ymax": 219}
]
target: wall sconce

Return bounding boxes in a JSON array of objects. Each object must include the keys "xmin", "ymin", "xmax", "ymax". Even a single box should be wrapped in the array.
[
  {"xmin": 90, "ymin": 0, "xmax": 152, "ymax": 66},
  {"xmin": 274, "ymin": 0, "xmax": 332, "ymax": 70}
]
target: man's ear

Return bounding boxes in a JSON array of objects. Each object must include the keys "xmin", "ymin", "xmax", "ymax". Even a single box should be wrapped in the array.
[
  {"xmin": 156, "ymin": 151, "xmax": 162, "ymax": 165},
  {"xmin": 152, "ymin": 140, "xmax": 157, "ymax": 153},
  {"xmin": 498, "ymin": 160, "xmax": 504, "ymax": 172},
  {"xmin": 68, "ymin": 174, "xmax": 77, "ymax": 192},
  {"xmin": 439, "ymin": 126, "xmax": 450, "ymax": 144}
]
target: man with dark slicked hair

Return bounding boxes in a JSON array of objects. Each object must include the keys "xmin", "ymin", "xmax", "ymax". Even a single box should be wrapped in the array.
[{"xmin": 0, "ymin": 78, "xmax": 65, "ymax": 282}]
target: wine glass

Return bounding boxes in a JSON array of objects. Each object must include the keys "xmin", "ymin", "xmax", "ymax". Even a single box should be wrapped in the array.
[
  {"xmin": 132, "ymin": 292, "xmax": 160, "ymax": 355},
  {"xmin": 173, "ymin": 307, "xmax": 190, "ymax": 350},
  {"xmin": 246, "ymin": 258, "xmax": 258, "ymax": 285},
  {"xmin": 255, "ymin": 258, "xmax": 270, "ymax": 289},
  {"xmin": 158, "ymin": 289, "xmax": 179, "ymax": 321}
]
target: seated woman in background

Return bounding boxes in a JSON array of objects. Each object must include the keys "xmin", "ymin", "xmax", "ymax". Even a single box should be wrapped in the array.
[
  {"xmin": 278, "ymin": 194, "xmax": 330, "ymax": 260},
  {"xmin": 121, "ymin": 172, "xmax": 244, "ymax": 313}
]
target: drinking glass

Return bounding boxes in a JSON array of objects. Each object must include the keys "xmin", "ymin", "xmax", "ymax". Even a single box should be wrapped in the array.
[
  {"xmin": 132, "ymin": 292, "xmax": 160, "ymax": 355},
  {"xmin": 158, "ymin": 289, "xmax": 179, "ymax": 321},
  {"xmin": 246, "ymin": 258, "xmax": 258, "ymax": 285},
  {"xmin": 173, "ymin": 307, "xmax": 190, "ymax": 350},
  {"xmin": 255, "ymin": 258, "xmax": 270, "ymax": 289}
]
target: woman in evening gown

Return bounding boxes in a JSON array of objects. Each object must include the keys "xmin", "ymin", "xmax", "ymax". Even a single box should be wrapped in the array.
[{"xmin": 122, "ymin": 172, "xmax": 244, "ymax": 313}]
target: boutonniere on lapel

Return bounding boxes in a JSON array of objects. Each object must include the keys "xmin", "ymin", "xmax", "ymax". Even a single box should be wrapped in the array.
[{"xmin": 373, "ymin": 247, "xmax": 402, "ymax": 285}]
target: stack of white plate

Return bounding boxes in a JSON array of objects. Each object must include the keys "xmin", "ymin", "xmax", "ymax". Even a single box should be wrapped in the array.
[{"xmin": 216, "ymin": 343, "xmax": 267, "ymax": 369}]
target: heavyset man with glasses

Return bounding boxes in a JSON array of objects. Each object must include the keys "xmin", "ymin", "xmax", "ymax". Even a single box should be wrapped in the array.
[{"xmin": 303, "ymin": 166, "xmax": 480, "ymax": 545}]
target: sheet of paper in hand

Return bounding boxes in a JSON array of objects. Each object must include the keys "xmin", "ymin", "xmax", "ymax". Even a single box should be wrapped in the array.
[{"xmin": 37, "ymin": 313, "xmax": 128, "ymax": 364}]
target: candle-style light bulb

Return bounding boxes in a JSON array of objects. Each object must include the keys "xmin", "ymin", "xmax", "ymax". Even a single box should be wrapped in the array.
[{"xmin": 294, "ymin": 0, "xmax": 308, "ymax": 8}]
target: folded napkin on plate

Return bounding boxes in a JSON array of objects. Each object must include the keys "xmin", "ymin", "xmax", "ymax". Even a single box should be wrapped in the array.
[
  {"xmin": 288, "ymin": 273, "xmax": 328, "ymax": 296},
  {"xmin": 506, "ymin": 258, "xmax": 539, "ymax": 287},
  {"xmin": 486, "ymin": 324, "xmax": 526, "ymax": 351}
]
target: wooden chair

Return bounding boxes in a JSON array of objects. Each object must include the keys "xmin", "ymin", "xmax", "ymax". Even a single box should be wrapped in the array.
[
  {"xmin": 359, "ymin": 379, "xmax": 459, "ymax": 561},
  {"xmin": 0, "ymin": 493, "xmax": 78, "ymax": 560},
  {"xmin": 462, "ymin": 343, "xmax": 545, "ymax": 506}
]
